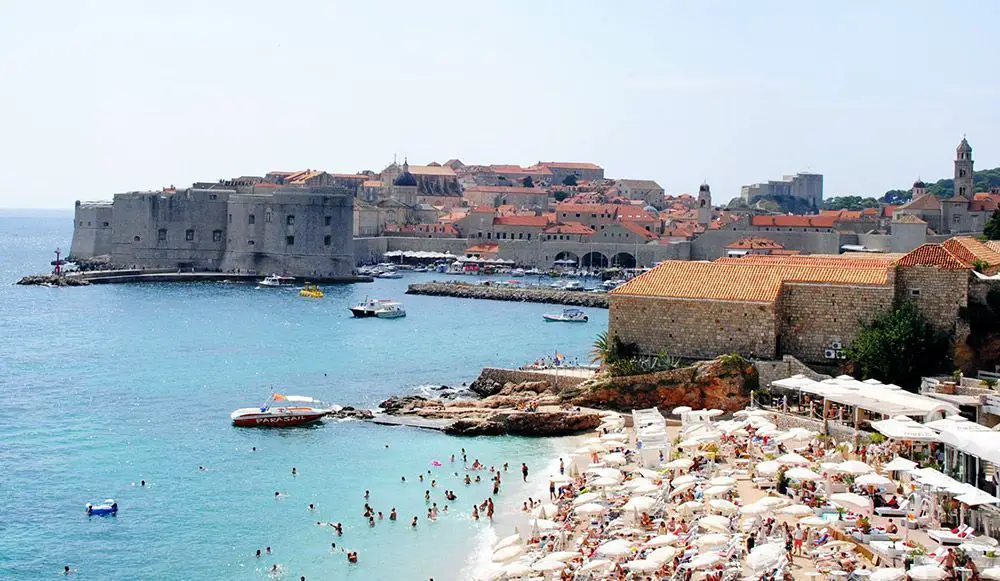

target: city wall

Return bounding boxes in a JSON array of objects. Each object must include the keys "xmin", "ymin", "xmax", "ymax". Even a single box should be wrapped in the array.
[{"xmin": 691, "ymin": 229, "xmax": 841, "ymax": 260}]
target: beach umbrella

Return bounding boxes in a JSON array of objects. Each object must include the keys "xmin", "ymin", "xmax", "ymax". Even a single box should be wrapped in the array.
[
  {"xmin": 601, "ymin": 441, "xmax": 624, "ymax": 452},
  {"xmin": 709, "ymin": 476, "xmax": 736, "ymax": 486},
  {"xmin": 708, "ymin": 499, "xmax": 738, "ymax": 514},
  {"xmin": 882, "ymin": 457, "xmax": 918, "ymax": 472},
  {"xmin": 500, "ymin": 562, "xmax": 533, "ymax": 578},
  {"xmin": 822, "ymin": 541, "xmax": 857, "ymax": 551},
  {"xmin": 637, "ymin": 468, "xmax": 664, "ymax": 480},
  {"xmin": 587, "ymin": 467, "xmax": 622, "ymax": 480},
  {"xmin": 799, "ymin": 516, "xmax": 829, "ymax": 527},
  {"xmin": 956, "ymin": 490, "xmax": 1000, "ymax": 506},
  {"xmin": 870, "ymin": 569, "xmax": 907, "ymax": 581},
  {"xmin": 703, "ymin": 485, "xmax": 733, "ymax": 498},
  {"xmin": 756, "ymin": 460, "xmax": 781, "ymax": 475},
  {"xmin": 705, "ymin": 409, "xmax": 724, "ymax": 417},
  {"xmin": 494, "ymin": 533, "xmax": 522, "ymax": 550},
  {"xmin": 777, "ymin": 427, "xmax": 816, "ymax": 442},
  {"xmin": 831, "ymin": 492, "xmax": 873, "ymax": 513},
  {"xmin": 601, "ymin": 432, "xmax": 627, "ymax": 441},
  {"xmin": 644, "ymin": 535, "xmax": 680, "ymax": 549},
  {"xmin": 671, "ymin": 474, "xmax": 699, "ymax": 487},
  {"xmin": 907, "ymin": 565, "xmax": 947, "ymax": 581},
  {"xmin": 596, "ymin": 539, "xmax": 633, "ymax": 557},
  {"xmin": 670, "ymin": 482, "xmax": 697, "ymax": 497},
  {"xmin": 837, "ymin": 461, "xmax": 874, "ymax": 475},
  {"xmin": 624, "ymin": 496, "xmax": 656, "ymax": 512},
  {"xmin": 740, "ymin": 503, "xmax": 769, "ymax": 515},
  {"xmin": 492, "ymin": 545, "xmax": 524, "ymax": 562},
  {"xmin": 688, "ymin": 552, "xmax": 722, "ymax": 568},
  {"xmin": 530, "ymin": 518, "xmax": 558, "ymax": 531},
  {"xmin": 573, "ymin": 492, "xmax": 600, "ymax": 506},
  {"xmin": 698, "ymin": 515, "xmax": 731, "ymax": 532},
  {"xmin": 775, "ymin": 452, "xmax": 810, "ymax": 466},
  {"xmin": 575, "ymin": 503, "xmax": 607, "ymax": 516},
  {"xmin": 778, "ymin": 504, "xmax": 814, "ymax": 516},
  {"xmin": 819, "ymin": 462, "xmax": 841, "ymax": 474},
  {"xmin": 625, "ymin": 559, "xmax": 660, "ymax": 572},
  {"xmin": 532, "ymin": 503, "xmax": 557, "ymax": 518},
  {"xmin": 664, "ymin": 458, "xmax": 694, "ymax": 469},
  {"xmin": 695, "ymin": 533, "xmax": 730, "ymax": 548},
  {"xmin": 591, "ymin": 477, "xmax": 620, "ymax": 488},
  {"xmin": 579, "ymin": 559, "xmax": 612, "ymax": 573},
  {"xmin": 672, "ymin": 406, "xmax": 692, "ymax": 415},
  {"xmin": 531, "ymin": 559, "xmax": 566, "ymax": 573},
  {"xmin": 785, "ymin": 467, "xmax": 822, "ymax": 481},
  {"xmin": 980, "ymin": 568, "xmax": 1000, "ymax": 581},
  {"xmin": 626, "ymin": 477, "xmax": 656, "ymax": 491},
  {"xmin": 747, "ymin": 543, "xmax": 787, "ymax": 572},
  {"xmin": 855, "ymin": 473, "xmax": 893, "ymax": 488},
  {"xmin": 631, "ymin": 481, "xmax": 660, "ymax": 495},
  {"xmin": 678, "ymin": 500, "xmax": 704, "ymax": 515},
  {"xmin": 546, "ymin": 551, "xmax": 581, "ymax": 562},
  {"xmin": 756, "ymin": 496, "xmax": 790, "ymax": 508},
  {"xmin": 678, "ymin": 438, "xmax": 706, "ymax": 448},
  {"xmin": 549, "ymin": 475, "xmax": 572, "ymax": 485},
  {"xmin": 647, "ymin": 546, "xmax": 679, "ymax": 562}
]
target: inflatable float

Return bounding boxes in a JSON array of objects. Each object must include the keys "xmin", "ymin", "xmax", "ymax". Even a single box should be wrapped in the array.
[{"xmin": 86, "ymin": 499, "xmax": 118, "ymax": 516}]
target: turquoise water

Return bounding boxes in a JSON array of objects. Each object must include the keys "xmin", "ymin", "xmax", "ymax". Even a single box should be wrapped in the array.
[{"xmin": 0, "ymin": 213, "xmax": 608, "ymax": 580}]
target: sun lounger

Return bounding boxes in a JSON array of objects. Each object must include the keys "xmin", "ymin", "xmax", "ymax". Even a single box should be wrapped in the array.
[
  {"xmin": 927, "ymin": 524, "xmax": 971, "ymax": 545},
  {"xmin": 874, "ymin": 499, "xmax": 909, "ymax": 517}
]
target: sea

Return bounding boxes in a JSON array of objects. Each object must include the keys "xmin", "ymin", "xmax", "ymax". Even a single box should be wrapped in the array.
[{"xmin": 0, "ymin": 211, "xmax": 608, "ymax": 580}]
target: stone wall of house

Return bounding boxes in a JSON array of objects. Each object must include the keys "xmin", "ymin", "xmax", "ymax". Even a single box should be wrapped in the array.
[
  {"xmin": 895, "ymin": 266, "xmax": 969, "ymax": 333},
  {"xmin": 778, "ymin": 282, "xmax": 895, "ymax": 363},
  {"xmin": 609, "ymin": 295, "xmax": 777, "ymax": 359},
  {"xmin": 755, "ymin": 356, "xmax": 831, "ymax": 388}
]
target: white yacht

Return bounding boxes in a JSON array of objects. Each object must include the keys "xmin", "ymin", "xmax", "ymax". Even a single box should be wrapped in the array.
[
  {"xmin": 258, "ymin": 274, "xmax": 296, "ymax": 287},
  {"xmin": 374, "ymin": 302, "xmax": 407, "ymax": 319}
]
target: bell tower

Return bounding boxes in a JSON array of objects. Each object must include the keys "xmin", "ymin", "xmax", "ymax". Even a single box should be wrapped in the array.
[
  {"xmin": 697, "ymin": 183, "xmax": 712, "ymax": 226},
  {"xmin": 955, "ymin": 137, "xmax": 974, "ymax": 199}
]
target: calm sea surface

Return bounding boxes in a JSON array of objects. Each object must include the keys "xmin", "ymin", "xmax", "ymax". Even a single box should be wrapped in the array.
[{"xmin": 0, "ymin": 212, "xmax": 607, "ymax": 580}]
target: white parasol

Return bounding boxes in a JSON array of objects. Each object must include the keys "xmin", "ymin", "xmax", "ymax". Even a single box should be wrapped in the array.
[
  {"xmin": 647, "ymin": 545, "xmax": 679, "ymax": 562},
  {"xmin": 624, "ymin": 559, "xmax": 661, "ymax": 572},
  {"xmin": 980, "ymin": 568, "xmax": 1000, "ymax": 581},
  {"xmin": 579, "ymin": 559, "xmax": 612, "ymax": 573},
  {"xmin": 882, "ymin": 457, "xmax": 918, "ymax": 472},
  {"xmin": 756, "ymin": 460, "xmax": 781, "ymax": 475},
  {"xmin": 671, "ymin": 474, "xmax": 700, "ymax": 487},
  {"xmin": 596, "ymin": 539, "xmax": 633, "ymax": 557},
  {"xmin": 545, "ymin": 551, "xmax": 581, "ymax": 563},
  {"xmin": 775, "ymin": 452, "xmax": 810, "ymax": 466},
  {"xmin": 575, "ymin": 503, "xmax": 607, "ymax": 516},
  {"xmin": 785, "ymin": 467, "xmax": 822, "ymax": 481},
  {"xmin": 531, "ymin": 559, "xmax": 566, "ymax": 573},
  {"xmin": 747, "ymin": 543, "xmax": 787, "ymax": 572},
  {"xmin": 837, "ymin": 461, "xmax": 874, "ymax": 475},
  {"xmin": 831, "ymin": 492, "xmax": 873, "ymax": 513},
  {"xmin": 698, "ymin": 515, "xmax": 731, "ymax": 532},
  {"xmin": 492, "ymin": 545, "xmax": 524, "ymax": 562},
  {"xmin": 799, "ymin": 516, "xmax": 830, "ymax": 527},
  {"xmin": 663, "ymin": 458, "xmax": 694, "ymax": 469},
  {"xmin": 688, "ymin": 552, "xmax": 722, "ymax": 568},
  {"xmin": 870, "ymin": 568, "xmax": 907, "ymax": 581},
  {"xmin": 709, "ymin": 476, "xmax": 736, "ymax": 486},
  {"xmin": 855, "ymin": 473, "xmax": 893, "ymax": 488},
  {"xmin": 573, "ymin": 492, "xmax": 601, "ymax": 506},
  {"xmin": 708, "ymin": 499, "xmax": 738, "ymax": 514},
  {"xmin": 678, "ymin": 500, "xmax": 704, "ymax": 514},
  {"xmin": 778, "ymin": 504, "xmax": 815, "ymax": 516},
  {"xmin": 695, "ymin": 533, "xmax": 730, "ymax": 548},
  {"xmin": 907, "ymin": 565, "xmax": 947, "ymax": 581},
  {"xmin": 703, "ymin": 484, "xmax": 733, "ymax": 498},
  {"xmin": 631, "ymin": 481, "xmax": 661, "ymax": 495},
  {"xmin": 500, "ymin": 562, "xmax": 533, "ymax": 578},
  {"xmin": 672, "ymin": 406, "xmax": 693, "ymax": 415},
  {"xmin": 644, "ymin": 534, "xmax": 680, "ymax": 548},
  {"xmin": 756, "ymin": 496, "xmax": 791, "ymax": 508},
  {"xmin": 623, "ymin": 496, "xmax": 656, "ymax": 512},
  {"xmin": 494, "ymin": 533, "xmax": 522, "ymax": 550},
  {"xmin": 740, "ymin": 502, "xmax": 770, "ymax": 515}
]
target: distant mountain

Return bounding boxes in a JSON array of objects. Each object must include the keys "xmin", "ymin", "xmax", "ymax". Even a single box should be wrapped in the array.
[{"xmin": 883, "ymin": 167, "xmax": 1000, "ymax": 204}]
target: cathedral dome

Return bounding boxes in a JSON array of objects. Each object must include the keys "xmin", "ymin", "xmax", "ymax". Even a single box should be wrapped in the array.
[
  {"xmin": 913, "ymin": 180, "xmax": 926, "ymax": 188},
  {"xmin": 393, "ymin": 167, "xmax": 417, "ymax": 187}
]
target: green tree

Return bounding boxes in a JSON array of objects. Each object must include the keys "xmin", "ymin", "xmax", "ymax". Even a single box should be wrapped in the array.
[
  {"xmin": 844, "ymin": 301, "xmax": 950, "ymax": 390},
  {"xmin": 521, "ymin": 176, "xmax": 534, "ymax": 188},
  {"xmin": 562, "ymin": 174, "xmax": 578, "ymax": 186},
  {"xmin": 984, "ymin": 210, "xmax": 1000, "ymax": 240},
  {"xmin": 553, "ymin": 191, "xmax": 569, "ymax": 202}
]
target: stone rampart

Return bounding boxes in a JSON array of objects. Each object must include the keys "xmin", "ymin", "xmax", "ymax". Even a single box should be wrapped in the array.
[{"xmin": 407, "ymin": 281, "xmax": 609, "ymax": 307}]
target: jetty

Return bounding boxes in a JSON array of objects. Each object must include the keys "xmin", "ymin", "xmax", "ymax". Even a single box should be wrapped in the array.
[
  {"xmin": 405, "ymin": 281, "xmax": 609, "ymax": 308},
  {"xmin": 17, "ymin": 269, "xmax": 373, "ymax": 286}
]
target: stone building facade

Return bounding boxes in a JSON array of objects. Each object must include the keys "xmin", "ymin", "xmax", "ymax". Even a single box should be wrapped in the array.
[{"xmin": 70, "ymin": 183, "xmax": 354, "ymax": 276}]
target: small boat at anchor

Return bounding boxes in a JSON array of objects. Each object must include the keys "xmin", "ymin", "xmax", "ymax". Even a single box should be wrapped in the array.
[
  {"xmin": 230, "ymin": 393, "xmax": 331, "ymax": 427},
  {"xmin": 258, "ymin": 274, "xmax": 296, "ymax": 288},
  {"xmin": 374, "ymin": 302, "xmax": 406, "ymax": 319},
  {"xmin": 299, "ymin": 283, "xmax": 324, "ymax": 298},
  {"xmin": 86, "ymin": 499, "xmax": 118, "ymax": 516},
  {"xmin": 542, "ymin": 308, "xmax": 589, "ymax": 323},
  {"xmin": 350, "ymin": 297, "xmax": 391, "ymax": 317}
]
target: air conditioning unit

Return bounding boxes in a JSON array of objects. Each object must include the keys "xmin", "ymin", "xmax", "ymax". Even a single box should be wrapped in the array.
[
  {"xmin": 824, "ymin": 349, "xmax": 837, "ymax": 359},
  {"xmin": 830, "ymin": 341, "xmax": 842, "ymax": 350}
]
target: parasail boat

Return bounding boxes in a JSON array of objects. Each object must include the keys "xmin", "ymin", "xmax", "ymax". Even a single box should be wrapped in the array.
[
  {"xmin": 230, "ymin": 393, "xmax": 331, "ymax": 427},
  {"xmin": 542, "ymin": 308, "xmax": 589, "ymax": 323}
]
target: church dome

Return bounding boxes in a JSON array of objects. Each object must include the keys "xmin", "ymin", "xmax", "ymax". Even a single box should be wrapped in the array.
[
  {"xmin": 913, "ymin": 180, "xmax": 926, "ymax": 188},
  {"xmin": 699, "ymin": 183, "xmax": 710, "ymax": 193},
  {"xmin": 393, "ymin": 168, "xmax": 417, "ymax": 187},
  {"xmin": 958, "ymin": 137, "xmax": 972, "ymax": 152}
]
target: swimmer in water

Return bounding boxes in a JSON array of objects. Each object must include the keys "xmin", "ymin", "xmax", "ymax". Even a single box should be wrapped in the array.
[
  {"xmin": 308, "ymin": 503, "xmax": 315, "ymax": 511},
  {"xmin": 472, "ymin": 505, "xmax": 479, "ymax": 520},
  {"xmin": 368, "ymin": 516, "xmax": 375, "ymax": 527},
  {"xmin": 266, "ymin": 546, "xmax": 272, "ymax": 555},
  {"xmin": 401, "ymin": 476, "xmax": 406, "ymax": 483},
  {"xmin": 431, "ymin": 480, "xmax": 437, "ymax": 488},
  {"xmin": 364, "ymin": 490, "xmax": 369, "ymax": 500},
  {"xmin": 418, "ymin": 474, "xmax": 423, "ymax": 482},
  {"xmin": 199, "ymin": 466, "xmax": 206, "ymax": 471},
  {"xmin": 390, "ymin": 508, "xmax": 397, "ymax": 521},
  {"xmin": 425, "ymin": 490, "xmax": 430, "ymax": 502},
  {"xmin": 256, "ymin": 549, "xmax": 262, "ymax": 558},
  {"xmin": 252, "ymin": 446, "xmax": 256, "ymax": 451},
  {"xmin": 464, "ymin": 475, "xmax": 471, "ymax": 485},
  {"xmin": 64, "ymin": 565, "xmax": 72, "ymax": 575},
  {"xmin": 335, "ymin": 523, "xmax": 343, "ymax": 535},
  {"xmin": 377, "ymin": 511, "xmax": 383, "ymax": 520},
  {"xmin": 291, "ymin": 467, "xmax": 297, "ymax": 476},
  {"xmin": 140, "ymin": 480, "xmax": 146, "ymax": 487},
  {"xmin": 411, "ymin": 516, "xmax": 418, "ymax": 527}
]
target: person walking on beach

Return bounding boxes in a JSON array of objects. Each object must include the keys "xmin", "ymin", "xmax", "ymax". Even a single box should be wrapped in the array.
[
  {"xmin": 559, "ymin": 458, "xmax": 564, "ymax": 475},
  {"xmin": 521, "ymin": 463, "xmax": 528, "ymax": 482},
  {"xmin": 793, "ymin": 524, "xmax": 804, "ymax": 556}
]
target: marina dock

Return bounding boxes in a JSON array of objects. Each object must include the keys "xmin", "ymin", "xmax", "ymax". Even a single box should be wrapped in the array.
[{"xmin": 405, "ymin": 281, "xmax": 609, "ymax": 308}]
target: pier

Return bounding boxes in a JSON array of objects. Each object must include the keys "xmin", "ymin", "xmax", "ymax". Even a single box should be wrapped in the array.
[
  {"xmin": 405, "ymin": 281, "xmax": 609, "ymax": 308},
  {"xmin": 17, "ymin": 269, "xmax": 373, "ymax": 286}
]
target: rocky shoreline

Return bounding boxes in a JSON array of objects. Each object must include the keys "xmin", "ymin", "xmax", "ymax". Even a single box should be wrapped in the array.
[
  {"xmin": 16, "ymin": 274, "xmax": 90, "ymax": 287},
  {"xmin": 406, "ymin": 281, "xmax": 609, "ymax": 308},
  {"xmin": 372, "ymin": 356, "xmax": 757, "ymax": 436}
]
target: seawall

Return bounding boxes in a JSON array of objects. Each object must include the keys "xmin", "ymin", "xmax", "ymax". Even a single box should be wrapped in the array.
[{"xmin": 406, "ymin": 281, "xmax": 609, "ymax": 307}]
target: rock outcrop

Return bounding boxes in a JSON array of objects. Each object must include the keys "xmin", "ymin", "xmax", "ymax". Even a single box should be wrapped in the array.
[
  {"xmin": 16, "ymin": 274, "xmax": 91, "ymax": 287},
  {"xmin": 406, "ymin": 281, "xmax": 608, "ymax": 308},
  {"xmin": 330, "ymin": 406, "xmax": 375, "ymax": 420}
]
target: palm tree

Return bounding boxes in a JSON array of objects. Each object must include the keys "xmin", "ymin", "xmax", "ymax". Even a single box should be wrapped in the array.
[{"xmin": 591, "ymin": 331, "xmax": 611, "ymax": 365}]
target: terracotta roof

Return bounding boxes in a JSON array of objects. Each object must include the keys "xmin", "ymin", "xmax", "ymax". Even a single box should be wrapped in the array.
[
  {"xmin": 986, "ymin": 241, "xmax": 1000, "ymax": 255},
  {"xmin": 543, "ymin": 222, "xmax": 595, "ymax": 235},
  {"xmin": 715, "ymin": 255, "xmax": 898, "ymax": 269},
  {"xmin": 464, "ymin": 185, "xmax": 548, "ymax": 195},
  {"xmin": 556, "ymin": 203, "xmax": 620, "ymax": 215},
  {"xmin": 361, "ymin": 180, "xmax": 383, "ymax": 188},
  {"xmin": 944, "ymin": 195, "xmax": 970, "ymax": 203},
  {"xmin": 942, "ymin": 237, "xmax": 1000, "ymax": 268},
  {"xmin": 493, "ymin": 215, "xmax": 550, "ymax": 227},
  {"xmin": 895, "ymin": 244, "xmax": 968, "ymax": 270},
  {"xmin": 408, "ymin": 165, "xmax": 457, "ymax": 177},
  {"xmin": 465, "ymin": 243, "xmax": 500, "ymax": 254},
  {"xmin": 610, "ymin": 260, "xmax": 891, "ymax": 303},
  {"xmin": 537, "ymin": 162, "xmax": 603, "ymax": 170},
  {"xmin": 471, "ymin": 205, "xmax": 495, "ymax": 214},
  {"xmin": 899, "ymin": 194, "xmax": 942, "ymax": 211},
  {"xmin": 620, "ymin": 221, "xmax": 658, "ymax": 239},
  {"xmin": 893, "ymin": 215, "xmax": 926, "ymax": 224},
  {"xmin": 332, "ymin": 173, "xmax": 366, "ymax": 179},
  {"xmin": 725, "ymin": 237, "xmax": 785, "ymax": 250},
  {"xmin": 751, "ymin": 215, "xmax": 837, "ymax": 228},
  {"xmin": 615, "ymin": 207, "xmax": 658, "ymax": 223},
  {"xmin": 969, "ymin": 199, "xmax": 998, "ymax": 212}
]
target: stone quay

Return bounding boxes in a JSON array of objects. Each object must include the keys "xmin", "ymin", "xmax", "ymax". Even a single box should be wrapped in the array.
[{"xmin": 405, "ymin": 281, "xmax": 609, "ymax": 308}]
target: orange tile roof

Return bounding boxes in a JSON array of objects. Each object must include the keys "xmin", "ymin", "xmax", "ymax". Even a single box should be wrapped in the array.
[
  {"xmin": 986, "ymin": 241, "xmax": 1000, "ymax": 255},
  {"xmin": 361, "ymin": 180, "xmax": 383, "ymax": 188},
  {"xmin": 715, "ymin": 255, "xmax": 898, "ymax": 269},
  {"xmin": 615, "ymin": 207, "xmax": 658, "ymax": 223},
  {"xmin": 471, "ymin": 205, "xmax": 495, "ymax": 214},
  {"xmin": 620, "ymin": 220, "xmax": 658, "ymax": 239},
  {"xmin": 537, "ymin": 162, "xmax": 603, "ymax": 170},
  {"xmin": 464, "ymin": 185, "xmax": 548, "ymax": 195},
  {"xmin": 942, "ymin": 237, "xmax": 1000, "ymax": 267},
  {"xmin": 332, "ymin": 173, "xmax": 367, "ymax": 179},
  {"xmin": 465, "ymin": 243, "xmax": 500, "ymax": 254},
  {"xmin": 493, "ymin": 215, "xmax": 550, "ymax": 227},
  {"xmin": 543, "ymin": 221, "xmax": 595, "ymax": 235},
  {"xmin": 895, "ymin": 244, "xmax": 968, "ymax": 270},
  {"xmin": 408, "ymin": 165, "xmax": 456, "ymax": 177},
  {"xmin": 725, "ymin": 237, "xmax": 784, "ymax": 250},
  {"xmin": 751, "ymin": 215, "xmax": 837, "ymax": 228},
  {"xmin": 611, "ymin": 260, "xmax": 891, "ymax": 303}
]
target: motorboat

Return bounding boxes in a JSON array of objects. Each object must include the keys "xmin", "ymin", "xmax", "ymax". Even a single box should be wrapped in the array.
[
  {"xmin": 258, "ymin": 274, "xmax": 296, "ymax": 288},
  {"xmin": 542, "ymin": 308, "xmax": 589, "ymax": 323},
  {"xmin": 510, "ymin": 268, "xmax": 526, "ymax": 277},
  {"xmin": 376, "ymin": 270, "xmax": 403, "ymax": 279},
  {"xmin": 602, "ymin": 279, "xmax": 626, "ymax": 290},
  {"xmin": 525, "ymin": 268, "xmax": 542, "ymax": 276},
  {"xmin": 350, "ymin": 297, "xmax": 391, "ymax": 317},
  {"xmin": 413, "ymin": 266, "xmax": 428, "ymax": 273},
  {"xmin": 86, "ymin": 499, "xmax": 118, "ymax": 516},
  {"xmin": 563, "ymin": 281, "xmax": 585, "ymax": 291},
  {"xmin": 374, "ymin": 302, "xmax": 406, "ymax": 319},
  {"xmin": 299, "ymin": 283, "xmax": 324, "ymax": 298},
  {"xmin": 230, "ymin": 393, "xmax": 331, "ymax": 427}
]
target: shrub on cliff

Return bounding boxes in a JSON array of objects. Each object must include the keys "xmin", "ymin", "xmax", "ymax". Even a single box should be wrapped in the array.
[{"xmin": 844, "ymin": 301, "xmax": 950, "ymax": 390}]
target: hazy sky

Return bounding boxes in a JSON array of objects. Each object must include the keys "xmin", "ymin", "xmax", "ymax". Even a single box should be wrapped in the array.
[{"xmin": 1, "ymin": 1, "xmax": 997, "ymax": 209}]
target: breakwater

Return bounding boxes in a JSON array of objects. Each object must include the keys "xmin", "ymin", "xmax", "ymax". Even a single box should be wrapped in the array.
[
  {"xmin": 17, "ymin": 270, "xmax": 373, "ymax": 285},
  {"xmin": 405, "ymin": 281, "xmax": 609, "ymax": 307}
]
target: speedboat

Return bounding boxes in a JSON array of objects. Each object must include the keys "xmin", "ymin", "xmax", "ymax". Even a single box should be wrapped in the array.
[
  {"xmin": 299, "ymin": 284, "xmax": 324, "ymax": 298},
  {"xmin": 542, "ymin": 308, "xmax": 589, "ymax": 323},
  {"xmin": 377, "ymin": 270, "xmax": 403, "ymax": 279},
  {"xmin": 563, "ymin": 281, "xmax": 584, "ymax": 291},
  {"xmin": 230, "ymin": 393, "xmax": 331, "ymax": 427},
  {"xmin": 413, "ymin": 266, "xmax": 428, "ymax": 273},
  {"xmin": 86, "ymin": 499, "xmax": 118, "ymax": 516},
  {"xmin": 510, "ymin": 268, "xmax": 526, "ymax": 277},
  {"xmin": 374, "ymin": 302, "xmax": 406, "ymax": 319},
  {"xmin": 350, "ymin": 297, "xmax": 391, "ymax": 317},
  {"xmin": 258, "ymin": 274, "xmax": 296, "ymax": 288}
]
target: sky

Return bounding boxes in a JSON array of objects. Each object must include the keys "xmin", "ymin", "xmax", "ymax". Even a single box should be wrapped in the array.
[{"xmin": 1, "ymin": 1, "xmax": 998, "ymax": 209}]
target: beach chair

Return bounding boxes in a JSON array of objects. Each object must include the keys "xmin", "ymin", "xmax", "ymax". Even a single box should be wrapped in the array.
[
  {"xmin": 874, "ymin": 499, "xmax": 909, "ymax": 517},
  {"xmin": 927, "ymin": 524, "xmax": 971, "ymax": 545}
]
